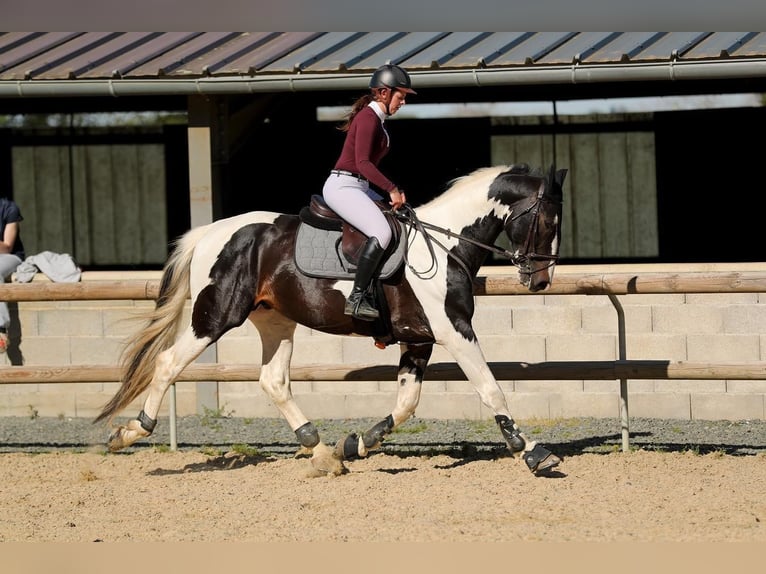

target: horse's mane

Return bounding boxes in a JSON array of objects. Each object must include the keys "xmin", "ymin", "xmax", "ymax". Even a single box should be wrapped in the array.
[{"xmin": 418, "ymin": 163, "xmax": 543, "ymax": 210}]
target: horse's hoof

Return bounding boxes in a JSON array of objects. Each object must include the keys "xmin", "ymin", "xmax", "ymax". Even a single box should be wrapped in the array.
[
  {"xmin": 523, "ymin": 443, "xmax": 562, "ymax": 475},
  {"xmin": 307, "ymin": 442, "xmax": 347, "ymax": 477},
  {"xmin": 107, "ymin": 427, "xmax": 129, "ymax": 452},
  {"xmin": 531, "ymin": 453, "xmax": 562, "ymax": 475}
]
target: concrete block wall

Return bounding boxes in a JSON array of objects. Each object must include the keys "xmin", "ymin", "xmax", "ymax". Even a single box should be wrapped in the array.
[{"xmin": 1, "ymin": 264, "xmax": 765, "ymax": 423}]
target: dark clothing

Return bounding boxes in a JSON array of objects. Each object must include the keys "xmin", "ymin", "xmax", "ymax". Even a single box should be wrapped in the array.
[
  {"xmin": 0, "ymin": 197, "xmax": 25, "ymax": 259},
  {"xmin": 333, "ymin": 105, "xmax": 395, "ymax": 193}
]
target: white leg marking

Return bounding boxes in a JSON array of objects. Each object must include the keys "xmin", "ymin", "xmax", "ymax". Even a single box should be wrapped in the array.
[
  {"xmin": 251, "ymin": 310, "xmax": 308, "ymax": 432},
  {"xmin": 142, "ymin": 328, "xmax": 212, "ymax": 421}
]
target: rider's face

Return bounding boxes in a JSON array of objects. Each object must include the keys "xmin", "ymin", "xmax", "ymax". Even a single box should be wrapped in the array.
[{"xmin": 387, "ymin": 89, "xmax": 408, "ymax": 115}]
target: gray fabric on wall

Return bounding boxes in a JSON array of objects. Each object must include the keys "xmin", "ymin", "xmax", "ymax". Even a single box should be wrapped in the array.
[{"xmin": 13, "ymin": 251, "xmax": 82, "ymax": 283}]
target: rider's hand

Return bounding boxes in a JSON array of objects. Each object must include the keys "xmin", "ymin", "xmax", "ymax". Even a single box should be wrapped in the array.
[{"xmin": 389, "ymin": 187, "xmax": 406, "ymax": 211}]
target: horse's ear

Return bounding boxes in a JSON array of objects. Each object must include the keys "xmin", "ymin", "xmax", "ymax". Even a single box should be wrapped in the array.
[
  {"xmin": 546, "ymin": 164, "xmax": 557, "ymax": 193},
  {"xmin": 555, "ymin": 168, "xmax": 568, "ymax": 188}
]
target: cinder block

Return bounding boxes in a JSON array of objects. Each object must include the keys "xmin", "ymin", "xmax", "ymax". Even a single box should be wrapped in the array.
[
  {"xmin": 293, "ymin": 337, "xmax": 345, "ymax": 365},
  {"xmin": 341, "ymin": 337, "xmax": 399, "ymax": 365},
  {"xmin": 217, "ymin": 337, "xmax": 263, "ymax": 364},
  {"xmin": 476, "ymin": 334, "xmax": 546, "ymax": 362},
  {"xmin": 549, "ymin": 392, "xmax": 621, "ymax": 418},
  {"xmin": 586, "ymin": 379, "xmax": 654, "ymax": 393},
  {"xmin": 627, "ymin": 392, "xmax": 691, "ymax": 419},
  {"xmin": 413, "ymin": 392, "xmax": 482, "ymax": 419},
  {"xmin": 546, "ymin": 334, "xmax": 616, "ymax": 361},
  {"xmin": 471, "ymin": 303, "xmax": 513, "ymax": 334},
  {"xmin": 310, "ymin": 380, "xmax": 381, "ymax": 394},
  {"xmin": 104, "ymin": 310, "xmax": 153, "ymax": 337},
  {"xmin": 723, "ymin": 305, "xmax": 766, "ymax": 334},
  {"xmin": 38, "ymin": 309, "xmax": 105, "ymax": 336},
  {"xmin": 502, "ymin": 392, "xmax": 552, "ymax": 419},
  {"xmin": 687, "ymin": 293, "xmax": 758, "ymax": 305},
  {"xmin": 652, "ymin": 305, "xmax": 724, "ymax": 334},
  {"xmin": 17, "ymin": 337, "xmax": 71, "ymax": 364},
  {"xmin": 515, "ymin": 380, "xmax": 584, "ymax": 393},
  {"xmin": 692, "ymin": 394, "xmax": 765, "ymax": 420},
  {"xmin": 654, "ymin": 379, "xmax": 726, "ymax": 393},
  {"xmin": 542, "ymin": 293, "xmax": 602, "ymax": 307},
  {"xmin": 15, "ymin": 308, "xmax": 40, "ymax": 336},
  {"xmin": 727, "ymin": 380, "xmax": 766, "ymax": 393},
  {"xmin": 511, "ymin": 306, "xmax": 581, "ymax": 334},
  {"xmin": 687, "ymin": 335, "xmax": 760, "ymax": 362},
  {"xmin": 582, "ymin": 304, "xmax": 652, "ymax": 333},
  {"xmin": 624, "ymin": 334, "xmax": 687, "ymax": 361},
  {"xmin": 70, "ymin": 336, "xmax": 124, "ymax": 364}
]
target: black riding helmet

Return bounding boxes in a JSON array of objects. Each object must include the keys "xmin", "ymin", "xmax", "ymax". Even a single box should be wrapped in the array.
[{"xmin": 369, "ymin": 64, "xmax": 417, "ymax": 95}]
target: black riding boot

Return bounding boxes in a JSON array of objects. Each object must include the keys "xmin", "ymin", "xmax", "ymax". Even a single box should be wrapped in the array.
[{"xmin": 345, "ymin": 237, "xmax": 386, "ymax": 321}]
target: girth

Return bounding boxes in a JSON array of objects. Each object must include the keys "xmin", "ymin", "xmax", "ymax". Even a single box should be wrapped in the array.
[{"xmin": 299, "ymin": 194, "xmax": 401, "ymax": 264}]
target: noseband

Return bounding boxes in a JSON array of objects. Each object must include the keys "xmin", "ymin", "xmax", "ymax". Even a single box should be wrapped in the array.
[
  {"xmin": 392, "ymin": 182, "xmax": 561, "ymax": 279},
  {"xmin": 506, "ymin": 183, "xmax": 561, "ymax": 276}
]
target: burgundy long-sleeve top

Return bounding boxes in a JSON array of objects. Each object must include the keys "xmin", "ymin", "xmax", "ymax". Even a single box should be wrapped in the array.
[{"xmin": 333, "ymin": 104, "xmax": 396, "ymax": 193}]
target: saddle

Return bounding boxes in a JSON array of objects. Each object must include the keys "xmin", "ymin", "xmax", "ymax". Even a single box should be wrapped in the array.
[
  {"xmin": 299, "ymin": 194, "xmax": 402, "ymax": 265},
  {"xmin": 295, "ymin": 195, "xmax": 411, "ymax": 349}
]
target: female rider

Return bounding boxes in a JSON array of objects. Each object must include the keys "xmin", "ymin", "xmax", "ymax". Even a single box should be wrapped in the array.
[{"xmin": 322, "ymin": 63, "xmax": 415, "ymax": 321}]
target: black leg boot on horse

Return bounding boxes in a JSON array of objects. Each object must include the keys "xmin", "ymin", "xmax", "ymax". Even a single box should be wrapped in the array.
[{"xmin": 345, "ymin": 236, "xmax": 386, "ymax": 321}]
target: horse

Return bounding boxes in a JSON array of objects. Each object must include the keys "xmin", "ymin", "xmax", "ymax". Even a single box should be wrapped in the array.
[{"xmin": 94, "ymin": 162, "xmax": 567, "ymax": 476}]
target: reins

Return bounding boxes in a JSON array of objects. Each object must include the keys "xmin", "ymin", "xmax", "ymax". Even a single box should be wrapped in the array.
[{"xmin": 389, "ymin": 185, "xmax": 560, "ymax": 280}]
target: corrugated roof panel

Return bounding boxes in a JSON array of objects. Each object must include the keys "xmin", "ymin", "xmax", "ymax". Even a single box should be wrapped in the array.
[
  {"xmin": 1, "ymin": 32, "xmax": 765, "ymax": 87},
  {"xmin": 85, "ymin": 32, "xmax": 203, "ymax": 78},
  {"xmin": 352, "ymin": 32, "xmax": 449, "ymax": 70},
  {"xmin": 537, "ymin": 32, "xmax": 621, "ymax": 64},
  {"xmin": 627, "ymin": 32, "xmax": 710, "ymax": 60},
  {"xmin": 187, "ymin": 32, "xmax": 282, "ymax": 75},
  {"xmin": 128, "ymin": 32, "xmax": 242, "ymax": 76},
  {"xmin": 5, "ymin": 32, "xmax": 122, "ymax": 79},
  {"xmin": 736, "ymin": 32, "xmax": 766, "ymax": 56},
  {"xmin": 488, "ymin": 32, "xmax": 578, "ymax": 66},
  {"xmin": 0, "ymin": 32, "xmax": 82, "ymax": 73},
  {"xmin": 584, "ymin": 32, "xmax": 666, "ymax": 63},
  {"xmin": 301, "ymin": 32, "xmax": 405, "ymax": 71},
  {"xmin": 60, "ymin": 33, "xmax": 169, "ymax": 79},
  {"xmin": 70, "ymin": 32, "xmax": 186, "ymax": 78},
  {"xmin": 399, "ymin": 32, "xmax": 493, "ymax": 69},
  {"xmin": 220, "ymin": 32, "xmax": 323, "ymax": 75},
  {"xmin": 684, "ymin": 32, "xmax": 757, "ymax": 59},
  {"xmin": 258, "ymin": 32, "xmax": 364, "ymax": 73}
]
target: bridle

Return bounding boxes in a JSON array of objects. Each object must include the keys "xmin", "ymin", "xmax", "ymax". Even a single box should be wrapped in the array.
[{"xmin": 390, "ymin": 182, "xmax": 561, "ymax": 280}]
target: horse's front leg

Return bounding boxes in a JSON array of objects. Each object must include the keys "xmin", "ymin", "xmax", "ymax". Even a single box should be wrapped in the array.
[
  {"xmin": 336, "ymin": 343, "xmax": 433, "ymax": 460},
  {"xmin": 108, "ymin": 330, "xmax": 210, "ymax": 451},
  {"xmin": 447, "ymin": 335, "xmax": 561, "ymax": 475}
]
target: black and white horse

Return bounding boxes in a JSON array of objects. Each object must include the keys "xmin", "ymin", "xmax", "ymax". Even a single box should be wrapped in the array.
[{"xmin": 95, "ymin": 163, "xmax": 567, "ymax": 476}]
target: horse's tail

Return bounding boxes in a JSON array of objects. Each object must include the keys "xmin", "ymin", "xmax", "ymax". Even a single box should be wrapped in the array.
[{"xmin": 93, "ymin": 225, "xmax": 209, "ymax": 425}]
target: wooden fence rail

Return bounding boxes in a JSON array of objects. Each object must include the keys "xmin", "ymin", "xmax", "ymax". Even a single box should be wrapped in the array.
[
  {"xmin": 1, "ymin": 270, "xmax": 766, "ymax": 301},
  {"xmin": 2, "ymin": 269, "xmax": 765, "ymax": 452},
  {"xmin": 2, "ymin": 361, "xmax": 766, "ymax": 384}
]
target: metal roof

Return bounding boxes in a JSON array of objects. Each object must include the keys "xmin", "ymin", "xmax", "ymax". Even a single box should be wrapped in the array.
[{"xmin": 1, "ymin": 31, "xmax": 766, "ymax": 98}]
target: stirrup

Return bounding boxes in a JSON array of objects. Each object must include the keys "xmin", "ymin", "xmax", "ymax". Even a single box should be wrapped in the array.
[{"xmin": 345, "ymin": 292, "xmax": 379, "ymax": 321}]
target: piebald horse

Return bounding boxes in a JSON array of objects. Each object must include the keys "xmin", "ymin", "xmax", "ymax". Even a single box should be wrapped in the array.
[{"xmin": 95, "ymin": 163, "xmax": 567, "ymax": 476}]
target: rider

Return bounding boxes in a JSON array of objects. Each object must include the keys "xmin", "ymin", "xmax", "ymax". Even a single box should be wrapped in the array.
[{"xmin": 322, "ymin": 63, "xmax": 415, "ymax": 321}]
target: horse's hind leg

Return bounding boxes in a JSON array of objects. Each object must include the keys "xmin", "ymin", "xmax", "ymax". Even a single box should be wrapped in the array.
[
  {"xmin": 336, "ymin": 343, "xmax": 433, "ymax": 460},
  {"xmin": 108, "ymin": 329, "xmax": 211, "ymax": 451},
  {"xmin": 250, "ymin": 309, "xmax": 345, "ymax": 476}
]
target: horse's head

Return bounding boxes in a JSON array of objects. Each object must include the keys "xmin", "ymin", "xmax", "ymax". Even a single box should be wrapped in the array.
[{"xmin": 496, "ymin": 164, "xmax": 566, "ymax": 292}]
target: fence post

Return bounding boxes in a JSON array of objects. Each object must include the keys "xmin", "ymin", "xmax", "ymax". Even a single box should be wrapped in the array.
[{"xmin": 608, "ymin": 294, "xmax": 630, "ymax": 452}]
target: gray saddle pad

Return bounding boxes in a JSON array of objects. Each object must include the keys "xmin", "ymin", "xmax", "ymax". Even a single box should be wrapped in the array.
[{"xmin": 294, "ymin": 221, "xmax": 406, "ymax": 280}]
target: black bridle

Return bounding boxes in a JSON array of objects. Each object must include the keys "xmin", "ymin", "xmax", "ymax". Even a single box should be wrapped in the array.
[{"xmin": 390, "ymin": 182, "xmax": 561, "ymax": 280}]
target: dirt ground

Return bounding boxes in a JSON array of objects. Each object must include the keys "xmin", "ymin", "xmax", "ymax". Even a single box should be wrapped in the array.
[{"xmin": 1, "ymin": 447, "xmax": 764, "ymax": 543}]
